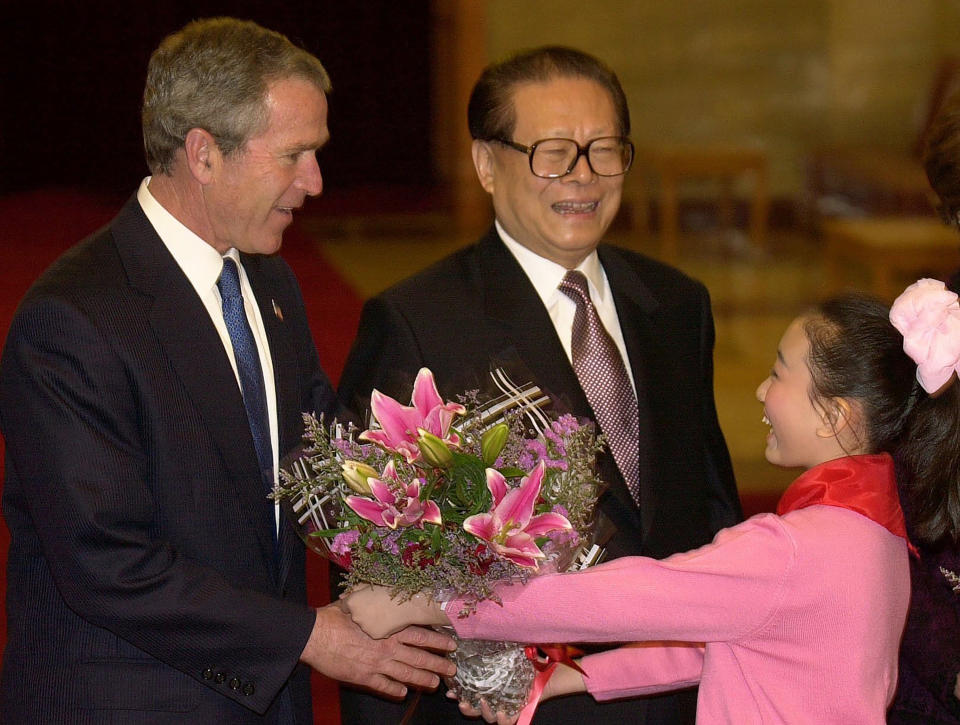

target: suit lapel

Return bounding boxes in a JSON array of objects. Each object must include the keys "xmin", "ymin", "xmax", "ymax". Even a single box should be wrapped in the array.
[
  {"xmin": 111, "ymin": 199, "xmax": 278, "ymax": 578},
  {"xmin": 242, "ymin": 253, "xmax": 302, "ymax": 589},
  {"xmin": 475, "ymin": 230, "xmax": 589, "ymax": 416},
  {"xmin": 474, "ymin": 231, "xmax": 646, "ymax": 539},
  {"xmin": 599, "ymin": 245, "xmax": 663, "ymax": 538},
  {"xmin": 242, "ymin": 254, "xmax": 299, "ymax": 454}
]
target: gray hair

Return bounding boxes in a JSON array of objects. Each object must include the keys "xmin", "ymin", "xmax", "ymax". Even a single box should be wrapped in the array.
[{"xmin": 142, "ymin": 17, "xmax": 332, "ymax": 175}]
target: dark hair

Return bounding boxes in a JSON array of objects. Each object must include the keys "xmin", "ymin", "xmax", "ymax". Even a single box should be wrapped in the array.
[
  {"xmin": 923, "ymin": 88, "xmax": 960, "ymax": 227},
  {"xmin": 896, "ymin": 377, "xmax": 960, "ymax": 544},
  {"xmin": 467, "ymin": 46, "xmax": 630, "ymax": 141},
  {"xmin": 143, "ymin": 17, "xmax": 331, "ymax": 175},
  {"xmin": 803, "ymin": 293, "xmax": 920, "ymax": 454},
  {"xmin": 803, "ymin": 292, "xmax": 960, "ymax": 544}
]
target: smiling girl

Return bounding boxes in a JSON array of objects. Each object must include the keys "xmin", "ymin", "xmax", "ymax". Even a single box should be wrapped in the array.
[{"xmin": 346, "ymin": 285, "xmax": 960, "ymax": 724}]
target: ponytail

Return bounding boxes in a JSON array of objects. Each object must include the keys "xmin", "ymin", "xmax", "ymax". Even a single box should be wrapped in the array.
[
  {"xmin": 896, "ymin": 382, "xmax": 960, "ymax": 543},
  {"xmin": 889, "ymin": 278, "xmax": 960, "ymax": 544}
]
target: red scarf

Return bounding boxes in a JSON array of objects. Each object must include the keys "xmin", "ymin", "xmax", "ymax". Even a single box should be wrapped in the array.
[{"xmin": 776, "ymin": 453, "xmax": 908, "ymax": 542}]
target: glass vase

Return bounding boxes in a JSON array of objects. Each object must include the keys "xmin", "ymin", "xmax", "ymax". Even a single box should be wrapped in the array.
[{"xmin": 442, "ymin": 627, "xmax": 535, "ymax": 717}]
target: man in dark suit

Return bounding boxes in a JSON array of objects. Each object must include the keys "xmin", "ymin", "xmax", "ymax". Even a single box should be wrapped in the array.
[
  {"xmin": 337, "ymin": 46, "xmax": 742, "ymax": 724},
  {"xmin": 0, "ymin": 18, "xmax": 453, "ymax": 724}
]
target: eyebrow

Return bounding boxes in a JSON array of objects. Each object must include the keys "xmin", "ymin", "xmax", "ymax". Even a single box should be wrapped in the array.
[
  {"xmin": 286, "ymin": 142, "xmax": 321, "ymax": 154},
  {"xmin": 286, "ymin": 134, "xmax": 330, "ymax": 155},
  {"xmin": 776, "ymin": 348, "xmax": 786, "ymax": 366}
]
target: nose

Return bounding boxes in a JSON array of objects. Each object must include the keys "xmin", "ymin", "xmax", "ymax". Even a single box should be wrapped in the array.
[
  {"xmin": 756, "ymin": 377, "xmax": 770, "ymax": 402},
  {"xmin": 297, "ymin": 153, "xmax": 323, "ymax": 197},
  {"xmin": 563, "ymin": 150, "xmax": 596, "ymax": 183}
]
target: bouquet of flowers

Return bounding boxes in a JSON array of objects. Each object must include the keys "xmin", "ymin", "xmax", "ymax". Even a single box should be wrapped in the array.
[{"xmin": 274, "ymin": 367, "xmax": 607, "ymax": 715}]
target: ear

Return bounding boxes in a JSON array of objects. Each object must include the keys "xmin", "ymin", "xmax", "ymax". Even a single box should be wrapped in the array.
[
  {"xmin": 472, "ymin": 140, "xmax": 496, "ymax": 195},
  {"xmin": 183, "ymin": 128, "xmax": 218, "ymax": 184},
  {"xmin": 815, "ymin": 397, "xmax": 855, "ymax": 439}
]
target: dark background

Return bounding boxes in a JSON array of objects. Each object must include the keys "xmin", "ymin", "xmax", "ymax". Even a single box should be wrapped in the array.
[{"xmin": 0, "ymin": 1, "xmax": 434, "ymax": 196}]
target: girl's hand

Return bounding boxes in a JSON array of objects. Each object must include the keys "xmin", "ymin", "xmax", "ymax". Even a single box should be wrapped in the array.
[
  {"xmin": 447, "ymin": 661, "xmax": 588, "ymax": 723},
  {"xmin": 343, "ymin": 585, "xmax": 449, "ymax": 639},
  {"xmin": 449, "ymin": 693, "xmax": 519, "ymax": 724}
]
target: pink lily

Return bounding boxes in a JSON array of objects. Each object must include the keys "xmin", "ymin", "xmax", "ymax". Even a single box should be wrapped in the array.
[
  {"xmin": 360, "ymin": 368, "xmax": 466, "ymax": 463},
  {"xmin": 463, "ymin": 462, "xmax": 572, "ymax": 568},
  {"xmin": 345, "ymin": 460, "xmax": 442, "ymax": 530}
]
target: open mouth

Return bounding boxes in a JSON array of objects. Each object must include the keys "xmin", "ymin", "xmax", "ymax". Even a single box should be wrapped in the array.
[
  {"xmin": 551, "ymin": 200, "xmax": 599, "ymax": 214},
  {"xmin": 761, "ymin": 413, "xmax": 775, "ymax": 443}
]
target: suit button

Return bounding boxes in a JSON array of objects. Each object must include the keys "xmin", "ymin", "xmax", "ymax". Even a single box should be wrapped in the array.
[
  {"xmin": 214, "ymin": 672, "xmax": 226, "ymax": 684},
  {"xmin": 202, "ymin": 668, "xmax": 214, "ymax": 680},
  {"xmin": 242, "ymin": 682, "xmax": 255, "ymax": 696},
  {"xmin": 229, "ymin": 677, "xmax": 241, "ymax": 690}
]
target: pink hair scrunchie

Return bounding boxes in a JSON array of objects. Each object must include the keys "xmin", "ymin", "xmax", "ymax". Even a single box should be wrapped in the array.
[{"xmin": 889, "ymin": 278, "xmax": 960, "ymax": 394}]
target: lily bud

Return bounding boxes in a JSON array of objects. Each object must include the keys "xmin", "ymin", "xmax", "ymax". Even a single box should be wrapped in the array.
[
  {"xmin": 417, "ymin": 429, "xmax": 454, "ymax": 468},
  {"xmin": 480, "ymin": 423, "xmax": 509, "ymax": 466},
  {"xmin": 341, "ymin": 461, "xmax": 378, "ymax": 495}
]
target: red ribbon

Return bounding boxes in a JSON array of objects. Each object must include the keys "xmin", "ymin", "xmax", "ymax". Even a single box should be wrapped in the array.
[{"xmin": 516, "ymin": 644, "xmax": 585, "ymax": 725}]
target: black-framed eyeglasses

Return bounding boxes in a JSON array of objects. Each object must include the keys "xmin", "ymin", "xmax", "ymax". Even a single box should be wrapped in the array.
[{"xmin": 493, "ymin": 136, "xmax": 634, "ymax": 178}]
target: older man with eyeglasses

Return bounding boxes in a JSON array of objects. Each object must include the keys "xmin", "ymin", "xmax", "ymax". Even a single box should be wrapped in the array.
[{"xmin": 337, "ymin": 46, "xmax": 742, "ymax": 725}]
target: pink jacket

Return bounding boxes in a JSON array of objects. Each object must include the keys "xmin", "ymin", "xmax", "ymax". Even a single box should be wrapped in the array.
[{"xmin": 451, "ymin": 459, "xmax": 909, "ymax": 723}]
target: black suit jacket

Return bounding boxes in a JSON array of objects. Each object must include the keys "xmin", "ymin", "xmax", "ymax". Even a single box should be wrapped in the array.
[
  {"xmin": 0, "ymin": 197, "xmax": 335, "ymax": 723},
  {"xmin": 336, "ymin": 228, "xmax": 742, "ymax": 724}
]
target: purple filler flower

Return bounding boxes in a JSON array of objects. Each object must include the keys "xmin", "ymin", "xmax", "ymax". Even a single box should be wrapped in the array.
[{"xmin": 331, "ymin": 530, "xmax": 360, "ymax": 556}]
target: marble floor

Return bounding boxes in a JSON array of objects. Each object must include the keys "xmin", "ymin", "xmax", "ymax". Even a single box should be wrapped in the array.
[{"xmin": 311, "ymin": 211, "xmax": 950, "ymax": 503}]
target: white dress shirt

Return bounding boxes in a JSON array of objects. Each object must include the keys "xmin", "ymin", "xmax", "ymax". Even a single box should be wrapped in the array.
[
  {"xmin": 496, "ymin": 220, "xmax": 636, "ymax": 393},
  {"xmin": 137, "ymin": 178, "xmax": 281, "ymax": 525}
]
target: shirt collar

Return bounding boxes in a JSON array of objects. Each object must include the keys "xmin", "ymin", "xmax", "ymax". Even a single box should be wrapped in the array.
[
  {"xmin": 137, "ymin": 177, "xmax": 229, "ymax": 293},
  {"xmin": 495, "ymin": 219, "xmax": 606, "ymax": 305}
]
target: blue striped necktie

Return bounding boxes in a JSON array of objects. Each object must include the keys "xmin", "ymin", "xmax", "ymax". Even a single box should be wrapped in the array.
[{"xmin": 218, "ymin": 257, "xmax": 273, "ymax": 489}]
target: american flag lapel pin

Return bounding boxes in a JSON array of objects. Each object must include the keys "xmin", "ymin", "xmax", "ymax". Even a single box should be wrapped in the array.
[{"xmin": 272, "ymin": 299, "xmax": 283, "ymax": 321}]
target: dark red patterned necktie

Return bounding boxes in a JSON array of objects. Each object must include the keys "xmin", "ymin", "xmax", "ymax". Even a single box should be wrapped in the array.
[{"xmin": 559, "ymin": 270, "xmax": 640, "ymax": 504}]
